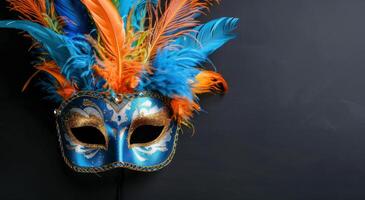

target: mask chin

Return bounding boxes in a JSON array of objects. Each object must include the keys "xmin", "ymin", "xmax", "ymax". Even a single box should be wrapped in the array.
[{"xmin": 55, "ymin": 91, "xmax": 179, "ymax": 173}]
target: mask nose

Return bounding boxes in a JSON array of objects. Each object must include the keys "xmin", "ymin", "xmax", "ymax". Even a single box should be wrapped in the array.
[{"xmin": 114, "ymin": 127, "xmax": 128, "ymax": 162}]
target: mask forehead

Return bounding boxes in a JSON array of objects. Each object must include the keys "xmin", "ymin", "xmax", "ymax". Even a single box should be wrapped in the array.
[{"xmin": 56, "ymin": 92, "xmax": 178, "ymax": 172}]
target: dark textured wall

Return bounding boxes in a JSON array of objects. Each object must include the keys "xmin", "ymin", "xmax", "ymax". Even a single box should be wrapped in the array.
[{"xmin": 1, "ymin": 1, "xmax": 365, "ymax": 200}]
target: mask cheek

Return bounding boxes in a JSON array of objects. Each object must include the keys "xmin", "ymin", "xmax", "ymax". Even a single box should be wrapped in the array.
[
  {"xmin": 128, "ymin": 121, "xmax": 179, "ymax": 165},
  {"xmin": 57, "ymin": 120, "xmax": 110, "ymax": 169},
  {"xmin": 63, "ymin": 133, "xmax": 103, "ymax": 160},
  {"xmin": 56, "ymin": 103, "xmax": 109, "ymax": 168}
]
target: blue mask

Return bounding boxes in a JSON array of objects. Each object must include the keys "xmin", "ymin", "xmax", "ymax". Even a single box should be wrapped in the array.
[
  {"xmin": 0, "ymin": 0, "xmax": 238, "ymax": 174},
  {"xmin": 56, "ymin": 92, "xmax": 178, "ymax": 172}
]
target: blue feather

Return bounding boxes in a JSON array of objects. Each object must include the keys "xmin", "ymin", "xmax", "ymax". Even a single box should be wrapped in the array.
[
  {"xmin": 175, "ymin": 17, "xmax": 239, "ymax": 57},
  {"xmin": 54, "ymin": 0, "xmax": 91, "ymax": 35},
  {"xmin": 118, "ymin": 0, "xmax": 134, "ymax": 18},
  {"xmin": 37, "ymin": 75, "xmax": 64, "ymax": 103},
  {"xmin": 138, "ymin": 48, "xmax": 205, "ymax": 100},
  {"xmin": 0, "ymin": 20, "xmax": 72, "ymax": 68},
  {"xmin": 118, "ymin": 0, "xmax": 157, "ymax": 30},
  {"xmin": 60, "ymin": 35, "xmax": 96, "ymax": 90},
  {"xmin": 131, "ymin": 0, "xmax": 158, "ymax": 30},
  {"xmin": 0, "ymin": 20, "xmax": 97, "ymax": 91},
  {"xmin": 139, "ymin": 17, "xmax": 239, "ymax": 100}
]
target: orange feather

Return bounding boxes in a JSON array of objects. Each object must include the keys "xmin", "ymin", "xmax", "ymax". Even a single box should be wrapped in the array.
[
  {"xmin": 22, "ymin": 69, "xmax": 41, "ymax": 92},
  {"xmin": 7, "ymin": 0, "xmax": 48, "ymax": 26},
  {"xmin": 193, "ymin": 70, "xmax": 228, "ymax": 94},
  {"xmin": 147, "ymin": 0, "xmax": 218, "ymax": 59},
  {"xmin": 170, "ymin": 97, "xmax": 201, "ymax": 124},
  {"xmin": 81, "ymin": 0, "xmax": 126, "ymax": 79},
  {"xmin": 93, "ymin": 60, "xmax": 143, "ymax": 94},
  {"xmin": 35, "ymin": 61, "xmax": 76, "ymax": 99},
  {"xmin": 83, "ymin": 0, "xmax": 148, "ymax": 94}
]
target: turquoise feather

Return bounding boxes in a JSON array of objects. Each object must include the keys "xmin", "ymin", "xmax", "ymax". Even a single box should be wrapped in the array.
[
  {"xmin": 0, "ymin": 20, "xmax": 96, "ymax": 91},
  {"xmin": 140, "ymin": 18, "xmax": 238, "ymax": 100},
  {"xmin": 0, "ymin": 20, "xmax": 72, "ymax": 68},
  {"xmin": 175, "ymin": 17, "xmax": 239, "ymax": 56},
  {"xmin": 118, "ymin": 0, "xmax": 157, "ymax": 30}
]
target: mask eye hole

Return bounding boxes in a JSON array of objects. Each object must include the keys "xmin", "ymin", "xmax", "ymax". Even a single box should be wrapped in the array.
[
  {"xmin": 70, "ymin": 126, "xmax": 106, "ymax": 146},
  {"xmin": 129, "ymin": 125, "xmax": 165, "ymax": 145},
  {"xmin": 65, "ymin": 108, "xmax": 108, "ymax": 149},
  {"xmin": 128, "ymin": 110, "xmax": 170, "ymax": 148}
]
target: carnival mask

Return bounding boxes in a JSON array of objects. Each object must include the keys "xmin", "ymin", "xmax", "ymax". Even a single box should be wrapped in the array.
[{"xmin": 0, "ymin": 0, "xmax": 238, "ymax": 172}]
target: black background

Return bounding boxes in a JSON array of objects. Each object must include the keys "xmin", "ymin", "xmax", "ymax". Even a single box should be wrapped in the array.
[{"xmin": 1, "ymin": 1, "xmax": 365, "ymax": 200}]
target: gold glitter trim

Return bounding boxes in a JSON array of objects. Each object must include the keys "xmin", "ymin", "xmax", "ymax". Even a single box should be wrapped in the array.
[
  {"xmin": 127, "ymin": 110, "xmax": 171, "ymax": 149},
  {"xmin": 57, "ymin": 122, "xmax": 180, "ymax": 173},
  {"xmin": 65, "ymin": 112, "xmax": 108, "ymax": 150},
  {"xmin": 56, "ymin": 91, "xmax": 178, "ymax": 173}
]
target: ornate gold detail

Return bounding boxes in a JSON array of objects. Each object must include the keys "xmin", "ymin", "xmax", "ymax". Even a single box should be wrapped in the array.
[
  {"xmin": 127, "ymin": 110, "xmax": 171, "ymax": 149},
  {"xmin": 56, "ymin": 91, "xmax": 178, "ymax": 173},
  {"xmin": 65, "ymin": 112, "xmax": 108, "ymax": 150},
  {"xmin": 56, "ymin": 122, "xmax": 180, "ymax": 173}
]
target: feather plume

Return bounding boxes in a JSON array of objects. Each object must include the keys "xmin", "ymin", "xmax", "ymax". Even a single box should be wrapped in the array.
[
  {"xmin": 170, "ymin": 97, "xmax": 200, "ymax": 124},
  {"xmin": 35, "ymin": 61, "xmax": 76, "ymax": 99},
  {"xmin": 82, "ymin": 0, "xmax": 148, "ymax": 94},
  {"xmin": 176, "ymin": 17, "xmax": 239, "ymax": 56},
  {"xmin": 23, "ymin": 61, "xmax": 76, "ymax": 100},
  {"xmin": 193, "ymin": 70, "xmax": 228, "ymax": 94},
  {"xmin": 116, "ymin": 0, "xmax": 158, "ymax": 17},
  {"xmin": 147, "ymin": 0, "xmax": 218, "ymax": 59},
  {"xmin": 1, "ymin": 0, "xmax": 238, "ymax": 127},
  {"xmin": 60, "ymin": 35, "xmax": 96, "ymax": 90},
  {"xmin": 54, "ymin": 0, "xmax": 91, "ymax": 35},
  {"xmin": 117, "ymin": 0, "xmax": 157, "ymax": 29},
  {"xmin": 138, "ymin": 48, "xmax": 204, "ymax": 100},
  {"xmin": 0, "ymin": 20, "xmax": 70, "ymax": 67},
  {"xmin": 131, "ymin": 0, "xmax": 158, "ymax": 31},
  {"xmin": 7, "ymin": 0, "xmax": 48, "ymax": 26},
  {"xmin": 0, "ymin": 20, "xmax": 95, "ymax": 91},
  {"xmin": 142, "ymin": 17, "xmax": 237, "ymax": 100},
  {"xmin": 7, "ymin": 0, "xmax": 62, "ymax": 32},
  {"xmin": 117, "ymin": 0, "xmax": 134, "ymax": 18},
  {"xmin": 81, "ymin": 0, "xmax": 126, "ymax": 70},
  {"xmin": 22, "ymin": 70, "xmax": 41, "ymax": 92}
]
